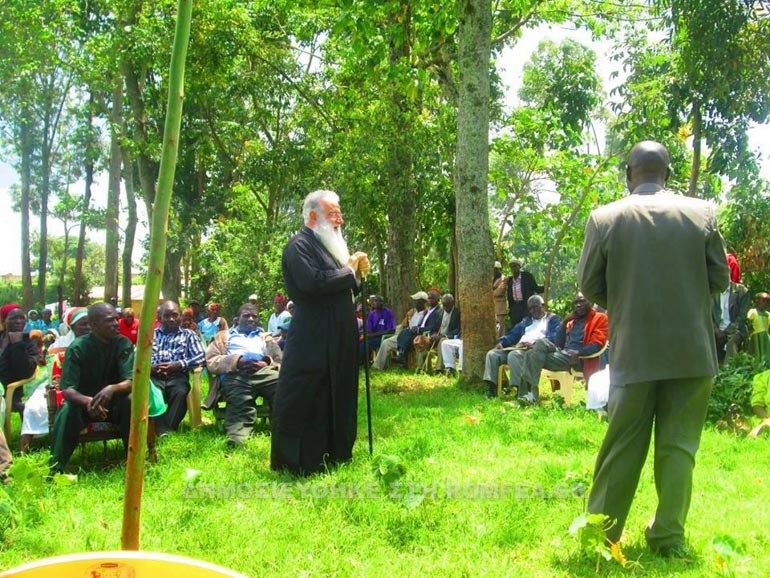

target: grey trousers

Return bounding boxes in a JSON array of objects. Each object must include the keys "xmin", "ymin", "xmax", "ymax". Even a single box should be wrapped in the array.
[
  {"xmin": 519, "ymin": 339, "xmax": 573, "ymax": 400},
  {"xmin": 482, "ymin": 348, "xmax": 527, "ymax": 390},
  {"xmin": 221, "ymin": 368, "xmax": 279, "ymax": 445},
  {"xmin": 587, "ymin": 376, "xmax": 713, "ymax": 548},
  {"xmin": 373, "ymin": 334, "xmax": 399, "ymax": 370}
]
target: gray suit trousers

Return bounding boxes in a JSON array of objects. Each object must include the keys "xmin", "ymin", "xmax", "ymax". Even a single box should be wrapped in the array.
[{"xmin": 587, "ymin": 377, "xmax": 712, "ymax": 548}]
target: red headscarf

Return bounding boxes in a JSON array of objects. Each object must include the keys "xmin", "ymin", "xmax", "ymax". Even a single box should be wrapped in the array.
[
  {"xmin": 727, "ymin": 252, "xmax": 741, "ymax": 284},
  {"xmin": 0, "ymin": 303, "xmax": 22, "ymax": 323}
]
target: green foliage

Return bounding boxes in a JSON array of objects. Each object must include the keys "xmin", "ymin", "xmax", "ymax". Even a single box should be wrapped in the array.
[
  {"xmin": 711, "ymin": 534, "xmax": 748, "ymax": 577},
  {"xmin": 0, "ymin": 455, "xmax": 53, "ymax": 541},
  {"xmin": 569, "ymin": 512, "xmax": 615, "ymax": 567},
  {"xmin": 372, "ymin": 454, "xmax": 406, "ymax": 489},
  {"xmin": 519, "ymin": 39, "xmax": 601, "ymax": 146},
  {"xmin": 708, "ymin": 352, "xmax": 765, "ymax": 424},
  {"xmin": 718, "ymin": 178, "xmax": 770, "ymax": 296}
]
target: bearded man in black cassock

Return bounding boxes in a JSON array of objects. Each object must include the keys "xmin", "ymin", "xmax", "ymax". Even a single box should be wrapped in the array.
[{"xmin": 271, "ymin": 190, "xmax": 370, "ymax": 475}]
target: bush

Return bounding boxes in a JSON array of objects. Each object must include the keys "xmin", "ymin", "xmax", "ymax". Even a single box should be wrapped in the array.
[{"xmin": 707, "ymin": 352, "xmax": 768, "ymax": 423}]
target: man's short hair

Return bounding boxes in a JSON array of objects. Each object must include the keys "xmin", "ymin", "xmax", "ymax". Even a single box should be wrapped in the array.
[
  {"xmin": 527, "ymin": 295, "xmax": 544, "ymax": 307},
  {"xmin": 88, "ymin": 302, "xmax": 114, "ymax": 323},
  {"xmin": 237, "ymin": 303, "xmax": 258, "ymax": 317},
  {"xmin": 302, "ymin": 190, "xmax": 339, "ymax": 225}
]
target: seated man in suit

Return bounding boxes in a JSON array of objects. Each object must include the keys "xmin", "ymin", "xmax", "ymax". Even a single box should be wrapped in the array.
[
  {"xmin": 713, "ymin": 279, "xmax": 750, "ymax": 364},
  {"xmin": 396, "ymin": 290, "xmax": 443, "ymax": 365},
  {"xmin": 205, "ymin": 303, "xmax": 281, "ymax": 447},
  {"xmin": 151, "ymin": 301, "xmax": 206, "ymax": 436},
  {"xmin": 483, "ymin": 295, "xmax": 560, "ymax": 398},
  {"xmin": 429, "ymin": 293, "xmax": 461, "ymax": 372},
  {"xmin": 50, "ymin": 302, "xmax": 133, "ymax": 472},
  {"xmin": 372, "ymin": 291, "xmax": 427, "ymax": 370},
  {"xmin": 516, "ymin": 292, "xmax": 608, "ymax": 403}
]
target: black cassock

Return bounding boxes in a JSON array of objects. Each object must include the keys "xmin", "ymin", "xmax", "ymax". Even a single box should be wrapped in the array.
[{"xmin": 271, "ymin": 226, "xmax": 360, "ymax": 475}]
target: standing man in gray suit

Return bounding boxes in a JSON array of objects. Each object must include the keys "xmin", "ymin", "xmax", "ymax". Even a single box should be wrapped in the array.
[{"xmin": 578, "ymin": 141, "xmax": 730, "ymax": 557}]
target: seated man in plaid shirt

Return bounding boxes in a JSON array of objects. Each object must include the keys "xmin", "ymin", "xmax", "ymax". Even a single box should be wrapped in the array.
[{"xmin": 152, "ymin": 300, "xmax": 206, "ymax": 435}]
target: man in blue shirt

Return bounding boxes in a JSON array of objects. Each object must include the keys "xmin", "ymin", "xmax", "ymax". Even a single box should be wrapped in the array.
[
  {"xmin": 482, "ymin": 295, "xmax": 561, "ymax": 398},
  {"xmin": 206, "ymin": 303, "xmax": 281, "ymax": 447}
]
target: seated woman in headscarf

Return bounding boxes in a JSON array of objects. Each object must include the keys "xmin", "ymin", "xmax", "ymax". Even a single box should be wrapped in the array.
[
  {"xmin": 19, "ymin": 307, "xmax": 90, "ymax": 453},
  {"xmin": 0, "ymin": 304, "xmax": 40, "ymax": 415}
]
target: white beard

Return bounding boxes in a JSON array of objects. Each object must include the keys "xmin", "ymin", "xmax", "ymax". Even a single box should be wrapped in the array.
[{"xmin": 313, "ymin": 216, "xmax": 350, "ymax": 265}]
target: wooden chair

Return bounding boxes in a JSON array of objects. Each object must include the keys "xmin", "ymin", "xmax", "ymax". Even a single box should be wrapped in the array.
[
  {"xmin": 0, "ymin": 550, "xmax": 247, "ymax": 578},
  {"xmin": 187, "ymin": 366, "xmax": 203, "ymax": 429},
  {"xmin": 415, "ymin": 338, "xmax": 440, "ymax": 374},
  {"xmin": 47, "ymin": 376, "xmax": 157, "ymax": 466},
  {"xmin": 3, "ymin": 369, "xmax": 40, "ymax": 443}
]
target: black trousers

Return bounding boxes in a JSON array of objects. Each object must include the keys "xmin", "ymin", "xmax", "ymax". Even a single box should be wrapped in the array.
[
  {"xmin": 152, "ymin": 373, "xmax": 191, "ymax": 434},
  {"xmin": 49, "ymin": 393, "xmax": 131, "ymax": 471}
]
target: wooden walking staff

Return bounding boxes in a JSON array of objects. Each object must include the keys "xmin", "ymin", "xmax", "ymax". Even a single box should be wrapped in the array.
[
  {"xmin": 121, "ymin": 0, "xmax": 193, "ymax": 550},
  {"xmin": 360, "ymin": 278, "xmax": 374, "ymax": 456}
]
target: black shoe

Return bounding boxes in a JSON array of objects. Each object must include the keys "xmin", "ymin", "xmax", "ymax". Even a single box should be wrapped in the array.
[
  {"xmin": 652, "ymin": 543, "xmax": 695, "ymax": 560},
  {"xmin": 445, "ymin": 368, "xmax": 457, "ymax": 378},
  {"xmin": 486, "ymin": 382, "xmax": 498, "ymax": 398}
]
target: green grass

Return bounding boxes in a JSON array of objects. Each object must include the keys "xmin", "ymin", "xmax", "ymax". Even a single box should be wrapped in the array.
[{"xmin": 1, "ymin": 371, "xmax": 769, "ymax": 577}]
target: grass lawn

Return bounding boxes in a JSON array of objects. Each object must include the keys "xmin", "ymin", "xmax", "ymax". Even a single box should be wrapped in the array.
[{"xmin": 1, "ymin": 370, "xmax": 769, "ymax": 577}]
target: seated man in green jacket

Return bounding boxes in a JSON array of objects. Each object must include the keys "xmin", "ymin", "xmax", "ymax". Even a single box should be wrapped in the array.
[{"xmin": 50, "ymin": 303, "xmax": 133, "ymax": 472}]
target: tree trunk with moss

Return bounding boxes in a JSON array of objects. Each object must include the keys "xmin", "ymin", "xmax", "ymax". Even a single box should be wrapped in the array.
[{"xmin": 455, "ymin": 0, "xmax": 495, "ymax": 383}]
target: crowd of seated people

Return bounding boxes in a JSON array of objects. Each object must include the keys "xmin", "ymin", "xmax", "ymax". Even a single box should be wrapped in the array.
[{"xmin": 5, "ymin": 242, "xmax": 770, "ymax": 472}]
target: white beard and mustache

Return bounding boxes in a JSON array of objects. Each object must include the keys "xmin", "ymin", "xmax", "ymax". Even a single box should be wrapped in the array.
[{"xmin": 312, "ymin": 215, "xmax": 350, "ymax": 265}]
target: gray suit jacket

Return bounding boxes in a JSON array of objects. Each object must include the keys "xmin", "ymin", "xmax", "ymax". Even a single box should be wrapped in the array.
[{"xmin": 578, "ymin": 185, "xmax": 730, "ymax": 385}]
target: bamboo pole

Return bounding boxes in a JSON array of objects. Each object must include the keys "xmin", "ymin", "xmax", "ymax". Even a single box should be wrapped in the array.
[{"xmin": 121, "ymin": 0, "xmax": 193, "ymax": 550}]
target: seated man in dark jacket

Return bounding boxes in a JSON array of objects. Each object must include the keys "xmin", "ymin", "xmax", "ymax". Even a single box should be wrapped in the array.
[
  {"xmin": 482, "ymin": 295, "xmax": 560, "ymax": 398},
  {"xmin": 50, "ymin": 303, "xmax": 133, "ymax": 472},
  {"xmin": 396, "ymin": 290, "xmax": 443, "ymax": 364}
]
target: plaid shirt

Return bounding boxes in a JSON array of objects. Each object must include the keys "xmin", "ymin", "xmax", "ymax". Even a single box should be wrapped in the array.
[{"xmin": 151, "ymin": 327, "xmax": 205, "ymax": 370}]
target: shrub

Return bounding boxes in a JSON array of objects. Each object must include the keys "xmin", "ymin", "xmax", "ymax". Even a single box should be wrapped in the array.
[{"xmin": 707, "ymin": 352, "xmax": 768, "ymax": 423}]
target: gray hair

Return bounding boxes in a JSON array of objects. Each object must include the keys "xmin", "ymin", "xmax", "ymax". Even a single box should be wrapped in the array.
[
  {"xmin": 527, "ymin": 295, "xmax": 544, "ymax": 307},
  {"xmin": 302, "ymin": 190, "xmax": 339, "ymax": 225}
]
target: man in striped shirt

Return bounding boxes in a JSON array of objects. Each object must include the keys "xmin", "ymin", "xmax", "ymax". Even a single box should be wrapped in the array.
[{"xmin": 152, "ymin": 301, "xmax": 206, "ymax": 435}]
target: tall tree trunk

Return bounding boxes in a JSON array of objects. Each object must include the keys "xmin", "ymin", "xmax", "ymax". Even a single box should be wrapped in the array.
[
  {"xmin": 19, "ymin": 116, "xmax": 34, "ymax": 309},
  {"xmin": 122, "ymin": 61, "xmax": 158, "ymax": 217},
  {"xmin": 121, "ymin": 147, "xmax": 137, "ymax": 309},
  {"xmin": 59, "ymin": 223, "xmax": 70, "ymax": 294},
  {"xmin": 688, "ymin": 101, "xmax": 702, "ymax": 197},
  {"xmin": 384, "ymin": 2, "xmax": 418, "ymax": 321},
  {"xmin": 455, "ymin": 0, "xmax": 494, "ymax": 383},
  {"xmin": 105, "ymin": 80, "xmax": 123, "ymax": 302},
  {"xmin": 162, "ymin": 250, "xmax": 182, "ymax": 301},
  {"xmin": 37, "ymin": 116, "xmax": 51, "ymax": 306},
  {"xmin": 73, "ymin": 97, "xmax": 94, "ymax": 306}
]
